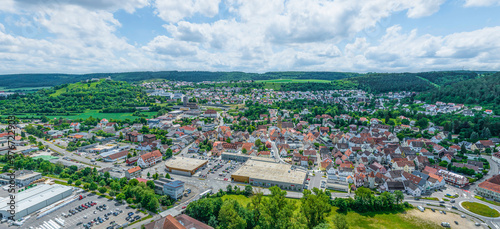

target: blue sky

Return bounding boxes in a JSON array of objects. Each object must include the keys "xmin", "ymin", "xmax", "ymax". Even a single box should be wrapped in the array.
[{"xmin": 1, "ymin": 0, "xmax": 500, "ymax": 74}]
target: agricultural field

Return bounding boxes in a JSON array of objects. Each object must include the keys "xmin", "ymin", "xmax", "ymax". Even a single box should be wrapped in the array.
[{"xmin": 0, "ymin": 86, "xmax": 50, "ymax": 92}]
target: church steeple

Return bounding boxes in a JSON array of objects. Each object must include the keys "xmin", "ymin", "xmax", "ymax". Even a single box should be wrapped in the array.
[{"xmin": 277, "ymin": 114, "xmax": 282, "ymax": 129}]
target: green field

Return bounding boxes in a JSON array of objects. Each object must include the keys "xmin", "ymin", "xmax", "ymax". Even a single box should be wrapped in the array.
[
  {"xmin": 256, "ymin": 79, "xmax": 332, "ymax": 83},
  {"xmin": 0, "ymin": 86, "xmax": 51, "ymax": 92},
  {"xmin": 328, "ymin": 210, "xmax": 440, "ymax": 229},
  {"xmin": 50, "ymin": 80, "xmax": 101, "ymax": 96},
  {"xmin": 3, "ymin": 110, "xmax": 157, "ymax": 120},
  {"xmin": 462, "ymin": 201, "xmax": 500, "ymax": 217},
  {"xmin": 222, "ymin": 194, "xmax": 439, "ymax": 228}
]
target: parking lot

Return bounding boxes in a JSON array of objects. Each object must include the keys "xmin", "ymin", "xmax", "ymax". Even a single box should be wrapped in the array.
[
  {"xmin": 22, "ymin": 191, "xmax": 147, "ymax": 229},
  {"xmin": 196, "ymin": 158, "xmax": 243, "ymax": 182}
]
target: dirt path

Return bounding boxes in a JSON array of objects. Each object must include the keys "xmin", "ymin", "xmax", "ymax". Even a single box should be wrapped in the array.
[{"xmin": 406, "ymin": 209, "xmax": 479, "ymax": 229}]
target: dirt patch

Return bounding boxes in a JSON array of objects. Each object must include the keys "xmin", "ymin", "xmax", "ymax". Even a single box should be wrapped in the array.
[{"xmin": 407, "ymin": 209, "xmax": 480, "ymax": 229}]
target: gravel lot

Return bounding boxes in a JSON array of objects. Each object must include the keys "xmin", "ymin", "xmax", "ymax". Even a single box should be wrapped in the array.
[{"xmin": 408, "ymin": 208, "xmax": 482, "ymax": 229}]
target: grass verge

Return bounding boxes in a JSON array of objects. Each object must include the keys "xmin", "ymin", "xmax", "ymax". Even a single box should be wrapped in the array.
[
  {"xmin": 462, "ymin": 201, "xmax": 500, "ymax": 217},
  {"xmin": 475, "ymin": 196, "xmax": 500, "ymax": 206}
]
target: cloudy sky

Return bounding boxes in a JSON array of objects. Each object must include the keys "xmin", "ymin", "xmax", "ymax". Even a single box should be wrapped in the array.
[{"xmin": 1, "ymin": 0, "xmax": 500, "ymax": 74}]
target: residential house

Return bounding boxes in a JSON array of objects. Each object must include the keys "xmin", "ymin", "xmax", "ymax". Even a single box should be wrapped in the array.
[
  {"xmin": 125, "ymin": 166, "xmax": 142, "ymax": 179},
  {"xmin": 137, "ymin": 150, "xmax": 163, "ymax": 168}
]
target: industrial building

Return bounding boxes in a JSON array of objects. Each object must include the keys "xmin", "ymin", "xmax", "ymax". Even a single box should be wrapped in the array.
[
  {"xmin": 0, "ymin": 184, "xmax": 73, "ymax": 220},
  {"xmin": 164, "ymin": 157, "xmax": 208, "ymax": 176},
  {"xmin": 0, "ymin": 170, "xmax": 42, "ymax": 187},
  {"xmin": 231, "ymin": 159, "xmax": 307, "ymax": 191}
]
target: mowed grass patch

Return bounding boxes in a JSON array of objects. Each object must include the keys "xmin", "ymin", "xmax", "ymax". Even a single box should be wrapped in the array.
[{"xmin": 462, "ymin": 201, "xmax": 500, "ymax": 217}]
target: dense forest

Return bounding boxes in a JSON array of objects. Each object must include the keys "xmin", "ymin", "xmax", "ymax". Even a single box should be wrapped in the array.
[
  {"xmin": 417, "ymin": 73, "xmax": 500, "ymax": 112},
  {"xmin": 348, "ymin": 73, "xmax": 435, "ymax": 93},
  {"xmin": 345, "ymin": 71, "xmax": 492, "ymax": 93},
  {"xmin": 278, "ymin": 81, "xmax": 357, "ymax": 91},
  {"xmin": 415, "ymin": 71, "xmax": 481, "ymax": 87},
  {"xmin": 0, "ymin": 79, "xmax": 160, "ymax": 115}
]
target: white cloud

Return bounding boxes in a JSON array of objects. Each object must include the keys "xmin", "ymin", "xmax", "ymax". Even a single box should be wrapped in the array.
[
  {"xmin": 11, "ymin": 0, "xmax": 149, "ymax": 13},
  {"xmin": 0, "ymin": 0, "xmax": 499, "ymax": 74},
  {"xmin": 464, "ymin": 0, "xmax": 500, "ymax": 7},
  {"xmin": 154, "ymin": 0, "xmax": 220, "ymax": 23},
  {"xmin": 143, "ymin": 36, "xmax": 198, "ymax": 57}
]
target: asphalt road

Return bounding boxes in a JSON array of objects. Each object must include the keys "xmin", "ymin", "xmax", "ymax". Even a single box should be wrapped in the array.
[{"xmin": 30, "ymin": 134, "xmax": 109, "ymax": 168}]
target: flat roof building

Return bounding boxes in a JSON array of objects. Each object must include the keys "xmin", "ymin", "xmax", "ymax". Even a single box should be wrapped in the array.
[
  {"xmin": 231, "ymin": 159, "xmax": 307, "ymax": 192},
  {"xmin": 0, "ymin": 184, "xmax": 73, "ymax": 220},
  {"xmin": 165, "ymin": 157, "xmax": 208, "ymax": 176},
  {"xmin": 0, "ymin": 170, "xmax": 42, "ymax": 187}
]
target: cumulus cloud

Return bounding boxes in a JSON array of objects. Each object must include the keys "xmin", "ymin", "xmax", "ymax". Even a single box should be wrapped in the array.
[
  {"xmin": 0, "ymin": 0, "xmax": 499, "ymax": 74},
  {"xmin": 11, "ymin": 0, "xmax": 149, "ymax": 13},
  {"xmin": 154, "ymin": 0, "xmax": 220, "ymax": 23},
  {"xmin": 464, "ymin": 0, "xmax": 500, "ymax": 7}
]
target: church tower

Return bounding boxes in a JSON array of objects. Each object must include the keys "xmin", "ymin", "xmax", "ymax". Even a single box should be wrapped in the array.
[{"xmin": 277, "ymin": 114, "xmax": 282, "ymax": 129}]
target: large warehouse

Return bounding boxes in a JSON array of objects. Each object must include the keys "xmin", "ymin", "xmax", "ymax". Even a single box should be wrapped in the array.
[
  {"xmin": 231, "ymin": 159, "xmax": 307, "ymax": 191},
  {"xmin": 164, "ymin": 157, "xmax": 208, "ymax": 176},
  {"xmin": 0, "ymin": 184, "xmax": 73, "ymax": 220}
]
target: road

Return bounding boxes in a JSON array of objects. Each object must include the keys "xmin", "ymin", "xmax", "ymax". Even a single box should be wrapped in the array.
[{"xmin": 30, "ymin": 134, "xmax": 110, "ymax": 168}]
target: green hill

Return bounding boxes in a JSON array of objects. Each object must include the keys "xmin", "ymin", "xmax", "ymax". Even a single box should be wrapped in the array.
[
  {"xmin": 417, "ymin": 72, "xmax": 500, "ymax": 112},
  {"xmin": 0, "ymin": 79, "xmax": 159, "ymax": 115}
]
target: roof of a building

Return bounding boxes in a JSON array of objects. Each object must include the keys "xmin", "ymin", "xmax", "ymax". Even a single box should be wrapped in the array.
[
  {"xmin": 0, "ymin": 184, "xmax": 72, "ymax": 213},
  {"xmin": 165, "ymin": 180, "xmax": 184, "ymax": 189},
  {"xmin": 164, "ymin": 157, "xmax": 208, "ymax": 171},
  {"xmin": 141, "ymin": 150, "xmax": 163, "ymax": 161},
  {"xmin": 127, "ymin": 166, "xmax": 141, "ymax": 174},
  {"xmin": 478, "ymin": 175, "xmax": 500, "ymax": 193},
  {"xmin": 232, "ymin": 159, "xmax": 307, "ymax": 185}
]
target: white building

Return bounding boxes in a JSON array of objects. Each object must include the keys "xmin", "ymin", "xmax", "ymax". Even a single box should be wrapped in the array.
[{"xmin": 0, "ymin": 184, "xmax": 73, "ymax": 220}]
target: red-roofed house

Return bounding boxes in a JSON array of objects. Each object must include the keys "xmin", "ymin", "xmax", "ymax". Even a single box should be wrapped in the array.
[
  {"xmin": 126, "ymin": 166, "xmax": 142, "ymax": 179},
  {"xmin": 476, "ymin": 175, "xmax": 500, "ymax": 201},
  {"xmin": 138, "ymin": 150, "xmax": 163, "ymax": 168}
]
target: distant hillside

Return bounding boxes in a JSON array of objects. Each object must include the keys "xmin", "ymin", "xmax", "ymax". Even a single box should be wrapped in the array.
[
  {"xmin": 0, "ymin": 79, "xmax": 158, "ymax": 115},
  {"xmin": 347, "ymin": 73, "xmax": 435, "ymax": 93},
  {"xmin": 345, "ymin": 71, "xmax": 492, "ymax": 93},
  {"xmin": 0, "ymin": 71, "xmax": 358, "ymax": 89},
  {"xmin": 415, "ymin": 71, "xmax": 481, "ymax": 87},
  {"xmin": 417, "ymin": 72, "xmax": 500, "ymax": 111},
  {"xmin": 0, "ymin": 70, "xmax": 493, "ymax": 93}
]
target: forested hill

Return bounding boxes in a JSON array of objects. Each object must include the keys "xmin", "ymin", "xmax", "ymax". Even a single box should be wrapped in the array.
[
  {"xmin": 1, "ymin": 70, "xmax": 488, "ymax": 90},
  {"xmin": 417, "ymin": 72, "xmax": 500, "ymax": 110},
  {"xmin": 346, "ymin": 71, "xmax": 490, "ymax": 93},
  {"xmin": 0, "ymin": 71, "xmax": 357, "ymax": 89},
  {"xmin": 0, "ymin": 79, "xmax": 159, "ymax": 115}
]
